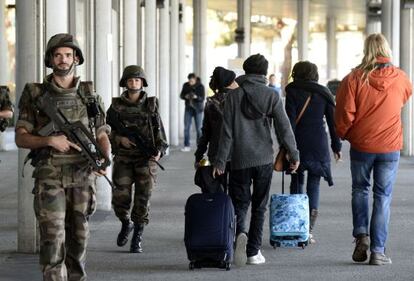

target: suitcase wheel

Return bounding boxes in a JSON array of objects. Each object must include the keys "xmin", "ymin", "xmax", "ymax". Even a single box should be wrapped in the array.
[
  {"xmin": 270, "ymin": 239, "xmax": 279, "ymax": 249},
  {"xmin": 189, "ymin": 262, "xmax": 195, "ymax": 270},
  {"xmin": 298, "ymin": 242, "xmax": 307, "ymax": 249}
]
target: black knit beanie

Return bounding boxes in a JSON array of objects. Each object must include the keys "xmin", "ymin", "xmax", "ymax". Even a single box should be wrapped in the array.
[
  {"xmin": 210, "ymin": 66, "xmax": 236, "ymax": 92},
  {"xmin": 243, "ymin": 54, "xmax": 268, "ymax": 76}
]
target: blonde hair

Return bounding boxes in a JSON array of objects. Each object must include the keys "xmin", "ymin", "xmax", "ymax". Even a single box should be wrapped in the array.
[{"xmin": 356, "ymin": 33, "xmax": 392, "ymax": 82}]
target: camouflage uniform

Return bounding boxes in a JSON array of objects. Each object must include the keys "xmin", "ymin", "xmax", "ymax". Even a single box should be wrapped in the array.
[
  {"xmin": 107, "ymin": 91, "xmax": 167, "ymax": 225},
  {"xmin": 0, "ymin": 86, "xmax": 13, "ymax": 131},
  {"xmin": 16, "ymin": 60, "xmax": 108, "ymax": 280}
]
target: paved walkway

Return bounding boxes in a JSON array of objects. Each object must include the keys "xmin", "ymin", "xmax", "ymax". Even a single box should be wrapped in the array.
[{"xmin": 1, "ymin": 144, "xmax": 414, "ymax": 281}]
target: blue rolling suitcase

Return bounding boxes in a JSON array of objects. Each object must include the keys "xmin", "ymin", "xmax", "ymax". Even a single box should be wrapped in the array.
[
  {"xmin": 269, "ymin": 173, "xmax": 309, "ymax": 249},
  {"xmin": 184, "ymin": 192, "xmax": 235, "ymax": 271}
]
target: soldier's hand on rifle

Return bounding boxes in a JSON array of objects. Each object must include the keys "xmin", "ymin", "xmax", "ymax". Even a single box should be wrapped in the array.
[
  {"xmin": 151, "ymin": 151, "xmax": 161, "ymax": 162},
  {"xmin": 120, "ymin": 136, "xmax": 136, "ymax": 149},
  {"xmin": 48, "ymin": 134, "xmax": 82, "ymax": 153},
  {"xmin": 93, "ymin": 159, "xmax": 108, "ymax": 177}
]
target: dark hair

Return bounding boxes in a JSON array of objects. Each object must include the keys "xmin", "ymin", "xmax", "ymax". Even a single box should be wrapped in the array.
[
  {"xmin": 187, "ymin": 73, "xmax": 197, "ymax": 80},
  {"xmin": 243, "ymin": 54, "xmax": 268, "ymax": 76},
  {"xmin": 291, "ymin": 61, "xmax": 319, "ymax": 82},
  {"xmin": 269, "ymin": 74, "xmax": 276, "ymax": 79}
]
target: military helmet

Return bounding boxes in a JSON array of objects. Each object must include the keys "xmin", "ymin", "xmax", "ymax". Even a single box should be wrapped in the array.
[
  {"xmin": 44, "ymin": 33, "xmax": 84, "ymax": 68},
  {"xmin": 119, "ymin": 65, "xmax": 148, "ymax": 87}
]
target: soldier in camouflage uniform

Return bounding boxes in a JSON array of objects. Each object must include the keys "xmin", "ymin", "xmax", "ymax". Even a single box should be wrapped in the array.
[
  {"xmin": 106, "ymin": 65, "xmax": 168, "ymax": 253},
  {"xmin": 15, "ymin": 33, "xmax": 111, "ymax": 281},
  {"xmin": 0, "ymin": 86, "xmax": 13, "ymax": 132}
]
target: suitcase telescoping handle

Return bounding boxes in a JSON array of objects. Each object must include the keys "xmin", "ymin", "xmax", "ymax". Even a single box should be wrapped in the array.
[{"xmin": 282, "ymin": 170, "xmax": 300, "ymax": 195}]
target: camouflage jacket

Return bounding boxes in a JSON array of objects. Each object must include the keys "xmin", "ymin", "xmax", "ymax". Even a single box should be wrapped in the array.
[
  {"xmin": 16, "ymin": 74, "xmax": 109, "ymax": 170},
  {"xmin": 106, "ymin": 91, "xmax": 168, "ymax": 163},
  {"xmin": 0, "ymin": 86, "xmax": 13, "ymax": 131}
]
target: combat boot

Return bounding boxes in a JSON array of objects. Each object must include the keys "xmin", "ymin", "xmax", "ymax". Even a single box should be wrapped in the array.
[
  {"xmin": 130, "ymin": 224, "xmax": 144, "ymax": 253},
  {"xmin": 117, "ymin": 219, "xmax": 134, "ymax": 247},
  {"xmin": 309, "ymin": 209, "xmax": 318, "ymax": 244}
]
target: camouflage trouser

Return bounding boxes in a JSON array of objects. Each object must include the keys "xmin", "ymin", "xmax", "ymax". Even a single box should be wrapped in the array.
[
  {"xmin": 112, "ymin": 160, "xmax": 157, "ymax": 225},
  {"xmin": 33, "ymin": 163, "xmax": 96, "ymax": 281}
]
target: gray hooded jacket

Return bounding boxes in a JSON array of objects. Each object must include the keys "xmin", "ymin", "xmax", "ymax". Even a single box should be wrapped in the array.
[{"xmin": 214, "ymin": 74, "xmax": 299, "ymax": 170}]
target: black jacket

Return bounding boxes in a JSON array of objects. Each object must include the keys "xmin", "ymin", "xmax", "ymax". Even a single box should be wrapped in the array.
[
  {"xmin": 180, "ymin": 81, "xmax": 205, "ymax": 113},
  {"xmin": 195, "ymin": 91, "xmax": 227, "ymax": 163},
  {"xmin": 285, "ymin": 80, "xmax": 341, "ymax": 185}
]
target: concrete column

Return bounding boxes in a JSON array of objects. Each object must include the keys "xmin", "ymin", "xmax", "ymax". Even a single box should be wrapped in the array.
[
  {"xmin": 145, "ymin": 0, "xmax": 157, "ymax": 96},
  {"xmin": 178, "ymin": 0, "xmax": 186, "ymax": 140},
  {"xmin": 159, "ymin": 0, "xmax": 170, "ymax": 144},
  {"xmin": 0, "ymin": 0, "xmax": 8, "ymax": 84},
  {"xmin": 0, "ymin": 0, "xmax": 7, "ymax": 150},
  {"xmin": 94, "ymin": 0, "xmax": 112, "ymax": 211},
  {"xmin": 382, "ymin": 0, "xmax": 400, "ymax": 65},
  {"xmin": 193, "ymin": 0, "xmax": 207, "ymax": 86},
  {"xmin": 326, "ymin": 16, "xmax": 337, "ymax": 79},
  {"xmin": 16, "ymin": 0, "xmax": 43, "ymax": 253},
  {"xmin": 236, "ymin": 0, "xmax": 251, "ymax": 59},
  {"xmin": 297, "ymin": 0, "xmax": 309, "ymax": 61},
  {"xmin": 45, "ymin": 0, "xmax": 69, "ymax": 40},
  {"xmin": 123, "ymin": 0, "xmax": 138, "ymax": 66},
  {"xmin": 170, "ymin": 0, "xmax": 179, "ymax": 146},
  {"xmin": 401, "ymin": 7, "xmax": 414, "ymax": 156},
  {"xmin": 137, "ymin": 4, "xmax": 144, "ymax": 66},
  {"xmin": 366, "ymin": 1, "xmax": 381, "ymax": 35}
]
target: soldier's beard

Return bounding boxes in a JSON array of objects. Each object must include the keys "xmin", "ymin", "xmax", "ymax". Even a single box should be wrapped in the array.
[{"xmin": 53, "ymin": 63, "xmax": 76, "ymax": 77}]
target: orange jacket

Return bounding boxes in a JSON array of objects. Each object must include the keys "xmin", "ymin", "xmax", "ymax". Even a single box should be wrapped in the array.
[{"xmin": 335, "ymin": 57, "xmax": 412, "ymax": 153}]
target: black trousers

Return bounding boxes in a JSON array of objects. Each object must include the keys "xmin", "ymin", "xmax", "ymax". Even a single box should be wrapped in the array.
[{"xmin": 229, "ymin": 163, "xmax": 273, "ymax": 257}]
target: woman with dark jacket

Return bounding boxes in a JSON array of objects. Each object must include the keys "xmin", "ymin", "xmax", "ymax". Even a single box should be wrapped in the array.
[
  {"xmin": 285, "ymin": 61, "xmax": 342, "ymax": 244},
  {"xmin": 194, "ymin": 67, "xmax": 238, "ymax": 189}
]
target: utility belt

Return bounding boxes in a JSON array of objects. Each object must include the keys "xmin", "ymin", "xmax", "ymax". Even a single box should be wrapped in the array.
[{"xmin": 27, "ymin": 147, "xmax": 87, "ymax": 166}]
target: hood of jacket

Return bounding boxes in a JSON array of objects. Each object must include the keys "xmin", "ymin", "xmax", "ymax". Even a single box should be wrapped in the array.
[
  {"xmin": 364, "ymin": 57, "xmax": 401, "ymax": 91},
  {"xmin": 236, "ymin": 74, "xmax": 275, "ymax": 114}
]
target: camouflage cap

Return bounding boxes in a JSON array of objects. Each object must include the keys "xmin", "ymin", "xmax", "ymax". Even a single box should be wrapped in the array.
[
  {"xmin": 44, "ymin": 33, "xmax": 84, "ymax": 68},
  {"xmin": 119, "ymin": 65, "xmax": 148, "ymax": 87}
]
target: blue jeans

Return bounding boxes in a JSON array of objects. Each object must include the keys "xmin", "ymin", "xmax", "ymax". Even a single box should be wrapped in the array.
[
  {"xmin": 290, "ymin": 171, "xmax": 321, "ymax": 210},
  {"xmin": 184, "ymin": 106, "xmax": 202, "ymax": 147},
  {"xmin": 350, "ymin": 148, "xmax": 400, "ymax": 254}
]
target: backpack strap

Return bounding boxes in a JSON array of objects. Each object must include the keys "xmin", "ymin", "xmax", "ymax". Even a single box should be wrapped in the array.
[
  {"xmin": 146, "ymin": 96, "xmax": 159, "ymax": 113},
  {"xmin": 78, "ymin": 81, "xmax": 95, "ymax": 103}
]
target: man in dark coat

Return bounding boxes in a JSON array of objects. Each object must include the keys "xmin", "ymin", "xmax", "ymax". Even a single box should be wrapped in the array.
[{"xmin": 180, "ymin": 73, "xmax": 205, "ymax": 151}]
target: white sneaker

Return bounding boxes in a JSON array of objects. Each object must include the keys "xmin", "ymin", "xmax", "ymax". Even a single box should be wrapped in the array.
[
  {"xmin": 234, "ymin": 233, "xmax": 248, "ymax": 267},
  {"xmin": 247, "ymin": 250, "xmax": 266, "ymax": 265},
  {"xmin": 181, "ymin": 146, "xmax": 191, "ymax": 152}
]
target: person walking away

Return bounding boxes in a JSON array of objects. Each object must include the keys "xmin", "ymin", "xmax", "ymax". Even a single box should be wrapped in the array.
[
  {"xmin": 180, "ymin": 73, "xmax": 205, "ymax": 152},
  {"xmin": 15, "ymin": 33, "xmax": 111, "ymax": 281},
  {"xmin": 194, "ymin": 66, "xmax": 238, "ymax": 191},
  {"xmin": 106, "ymin": 65, "xmax": 168, "ymax": 253},
  {"xmin": 285, "ymin": 61, "xmax": 342, "ymax": 244},
  {"xmin": 213, "ymin": 54, "xmax": 300, "ymax": 266},
  {"xmin": 335, "ymin": 33, "xmax": 412, "ymax": 266}
]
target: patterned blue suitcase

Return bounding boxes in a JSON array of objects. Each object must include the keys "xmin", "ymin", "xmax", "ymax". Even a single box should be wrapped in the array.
[{"xmin": 269, "ymin": 173, "xmax": 309, "ymax": 248}]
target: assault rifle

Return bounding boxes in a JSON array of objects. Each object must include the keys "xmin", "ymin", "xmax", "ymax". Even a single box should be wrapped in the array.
[
  {"xmin": 108, "ymin": 111, "xmax": 166, "ymax": 170},
  {"xmin": 36, "ymin": 94, "xmax": 115, "ymax": 188}
]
